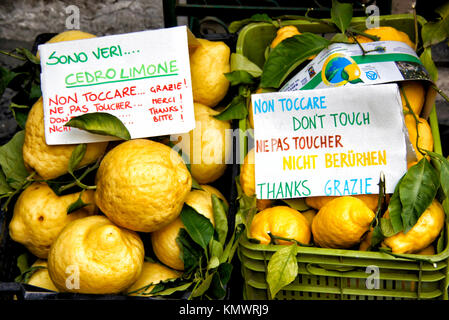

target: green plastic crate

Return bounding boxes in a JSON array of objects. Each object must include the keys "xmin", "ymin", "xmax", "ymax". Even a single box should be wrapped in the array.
[{"xmin": 235, "ymin": 14, "xmax": 449, "ymax": 300}]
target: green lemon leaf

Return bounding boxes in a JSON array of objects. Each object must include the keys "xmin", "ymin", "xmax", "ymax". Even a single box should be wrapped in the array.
[
  {"xmin": 421, "ymin": 5, "xmax": 449, "ymax": 48},
  {"xmin": 208, "ymin": 271, "xmax": 226, "ymax": 299},
  {"xmin": 15, "ymin": 48, "xmax": 40, "ymax": 65},
  {"xmin": 399, "ymin": 158, "xmax": 440, "ymax": 233},
  {"xmin": 211, "ymin": 194, "xmax": 228, "ymax": 246},
  {"xmin": 380, "ymin": 217, "xmax": 396, "ymax": 237},
  {"xmin": 230, "ymin": 53, "xmax": 263, "ymax": 77},
  {"xmin": 180, "ymin": 204, "xmax": 214, "ymax": 250},
  {"xmin": 228, "ymin": 13, "xmax": 274, "ymax": 33},
  {"xmin": 331, "ymin": 0, "xmax": 353, "ymax": 34},
  {"xmin": 266, "ymin": 244, "xmax": 298, "ymax": 298},
  {"xmin": 0, "ymin": 169, "xmax": 13, "ymax": 196},
  {"xmin": 9, "ymin": 103, "xmax": 31, "ymax": 129},
  {"xmin": 224, "ymin": 70, "xmax": 255, "ymax": 86},
  {"xmin": 420, "ymin": 48, "xmax": 439, "ymax": 82},
  {"xmin": 0, "ymin": 66, "xmax": 18, "ymax": 97},
  {"xmin": 261, "ymin": 33, "xmax": 330, "ymax": 89},
  {"xmin": 191, "ymin": 272, "xmax": 214, "ymax": 298},
  {"xmin": 209, "ymin": 239, "xmax": 223, "ymax": 260},
  {"xmin": 281, "ymin": 198, "xmax": 310, "ymax": 211},
  {"xmin": 0, "ymin": 130, "xmax": 30, "ymax": 190},
  {"xmin": 150, "ymin": 281, "xmax": 193, "ymax": 296},
  {"xmin": 213, "ymin": 95, "xmax": 248, "ymax": 121},
  {"xmin": 176, "ymin": 228, "xmax": 202, "ymax": 274},
  {"xmin": 387, "ymin": 176, "xmax": 404, "ymax": 234},
  {"xmin": 68, "ymin": 144, "xmax": 87, "ymax": 176},
  {"xmin": 64, "ymin": 112, "xmax": 131, "ymax": 140}
]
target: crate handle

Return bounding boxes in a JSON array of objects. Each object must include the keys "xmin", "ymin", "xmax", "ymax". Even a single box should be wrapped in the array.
[{"xmin": 306, "ymin": 263, "xmax": 357, "ymax": 275}]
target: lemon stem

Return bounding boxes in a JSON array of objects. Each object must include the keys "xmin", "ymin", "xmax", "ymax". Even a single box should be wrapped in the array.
[{"xmin": 267, "ymin": 232, "xmax": 313, "ymax": 247}]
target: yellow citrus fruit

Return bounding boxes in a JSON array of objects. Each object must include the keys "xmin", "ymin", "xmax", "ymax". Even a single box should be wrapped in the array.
[
  {"xmin": 306, "ymin": 194, "xmax": 379, "ymax": 212},
  {"xmin": 36, "ymin": 30, "xmax": 96, "ymax": 60},
  {"xmin": 404, "ymin": 114, "xmax": 433, "ymax": 161},
  {"xmin": 343, "ymin": 64, "xmax": 361, "ymax": 81},
  {"xmin": 239, "ymin": 148, "xmax": 274, "ymax": 211},
  {"xmin": 301, "ymin": 209, "xmax": 317, "ymax": 228},
  {"xmin": 383, "ymin": 200, "xmax": 444, "ymax": 254},
  {"xmin": 47, "ymin": 215, "xmax": 144, "ymax": 294},
  {"xmin": 190, "ymin": 38, "xmax": 230, "ymax": 107},
  {"xmin": 22, "ymin": 98, "xmax": 108, "ymax": 180},
  {"xmin": 400, "ymin": 81, "xmax": 426, "ymax": 116},
  {"xmin": 249, "ymin": 206, "xmax": 311, "ymax": 245},
  {"xmin": 95, "ymin": 139, "xmax": 191, "ymax": 233},
  {"xmin": 27, "ymin": 260, "xmax": 58, "ymax": 292},
  {"xmin": 270, "ymin": 25, "xmax": 301, "ymax": 48},
  {"xmin": 151, "ymin": 186, "xmax": 224, "ymax": 271},
  {"xmin": 354, "ymin": 26, "xmax": 415, "ymax": 49},
  {"xmin": 176, "ymin": 102, "xmax": 231, "ymax": 184},
  {"xmin": 312, "ymin": 196, "xmax": 375, "ymax": 249},
  {"xmin": 127, "ymin": 262, "xmax": 181, "ymax": 296},
  {"xmin": 9, "ymin": 182, "xmax": 96, "ymax": 259}
]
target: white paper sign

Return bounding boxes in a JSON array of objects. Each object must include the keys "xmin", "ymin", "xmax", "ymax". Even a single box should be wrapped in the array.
[
  {"xmin": 39, "ymin": 26, "xmax": 196, "ymax": 145},
  {"xmin": 252, "ymin": 83, "xmax": 409, "ymax": 200}
]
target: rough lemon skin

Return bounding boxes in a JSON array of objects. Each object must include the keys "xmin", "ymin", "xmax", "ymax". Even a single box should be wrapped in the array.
[
  {"xmin": 27, "ymin": 260, "xmax": 58, "ymax": 292},
  {"xmin": 239, "ymin": 148, "xmax": 273, "ymax": 211},
  {"xmin": 190, "ymin": 38, "xmax": 230, "ymax": 107},
  {"xmin": 127, "ymin": 262, "xmax": 181, "ymax": 296},
  {"xmin": 270, "ymin": 25, "xmax": 301, "ymax": 48},
  {"xmin": 383, "ymin": 200, "xmax": 445, "ymax": 254},
  {"xmin": 95, "ymin": 139, "xmax": 192, "ymax": 233},
  {"xmin": 9, "ymin": 183, "xmax": 97, "ymax": 259},
  {"xmin": 48, "ymin": 215, "xmax": 144, "ymax": 294},
  {"xmin": 177, "ymin": 103, "xmax": 231, "ymax": 184},
  {"xmin": 249, "ymin": 206, "xmax": 311, "ymax": 245},
  {"xmin": 400, "ymin": 81, "xmax": 426, "ymax": 116},
  {"xmin": 151, "ymin": 186, "xmax": 225, "ymax": 271},
  {"xmin": 23, "ymin": 98, "xmax": 108, "ymax": 180},
  {"xmin": 306, "ymin": 194, "xmax": 379, "ymax": 212},
  {"xmin": 354, "ymin": 26, "xmax": 415, "ymax": 49},
  {"xmin": 404, "ymin": 114, "xmax": 433, "ymax": 161},
  {"xmin": 312, "ymin": 196, "xmax": 375, "ymax": 249}
]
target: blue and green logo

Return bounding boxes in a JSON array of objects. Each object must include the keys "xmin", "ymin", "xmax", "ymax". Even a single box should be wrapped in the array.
[{"xmin": 321, "ymin": 53, "xmax": 363, "ymax": 87}]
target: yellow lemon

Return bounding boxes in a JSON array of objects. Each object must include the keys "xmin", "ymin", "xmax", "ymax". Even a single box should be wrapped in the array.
[
  {"xmin": 354, "ymin": 26, "xmax": 415, "ymax": 49},
  {"xmin": 190, "ymin": 38, "xmax": 230, "ymax": 107},
  {"xmin": 95, "ymin": 139, "xmax": 191, "ymax": 233},
  {"xmin": 151, "ymin": 186, "xmax": 225, "ymax": 271},
  {"xmin": 404, "ymin": 114, "xmax": 433, "ymax": 161},
  {"xmin": 36, "ymin": 30, "xmax": 96, "ymax": 60},
  {"xmin": 249, "ymin": 206, "xmax": 311, "ymax": 245},
  {"xmin": 176, "ymin": 102, "xmax": 231, "ymax": 184},
  {"xmin": 306, "ymin": 194, "xmax": 379, "ymax": 212},
  {"xmin": 47, "ymin": 215, "xmax": 144, "ymax": 294},
  {"xmin": 239, "ymin": 148, "xmax": 274, "ymax": 211},
  {"xmin": 400, "ymin": 81, "xmax": 426, "ymax": 116},
  {"xmin": 127, "ymin": 262, "xmax": 181, "ymax": 296},
  {"xmin": 416, "ymin": 245, "xmax": 435, "ymax": 255},
  {"xmin": 301, "ymin": 209, "xmax": 317, "ymax": 228},
  {"xmin": 270, "ymin": 25, "xmax": 301, "ymax": 49},
  {"xmin": 27, "ymin": 260, "xmax": 58, "ymax": 292},
  {"xmin": 312, "ymin": 196, "xmax": 375, "ymax": 249},
  {"xmin": 9, "ymin": 183, "xmax": 96, "ymax": 259},
  {"xmin": 22, "ymin": 98, "xmax": 108, "ymax": 180},
  {"xmin": 383, "ymin": 200, "xmax": 444, "ymax": 254}
]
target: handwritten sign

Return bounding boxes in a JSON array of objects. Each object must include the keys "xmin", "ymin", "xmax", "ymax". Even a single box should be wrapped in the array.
[
  {"xmin": 39, "ymin": 26, "xmax": 197, "ymax": 145},
  {"xmin": 252, "ymin": 83, "xmax": 409, "ymax": 200}
]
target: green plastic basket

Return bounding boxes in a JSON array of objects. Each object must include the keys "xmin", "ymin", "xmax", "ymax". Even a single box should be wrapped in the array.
[{"xmin": 235, "ymin": 14, "xmax": 449, "ymax": 300}]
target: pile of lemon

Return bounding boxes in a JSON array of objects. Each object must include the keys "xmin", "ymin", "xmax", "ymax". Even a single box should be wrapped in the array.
[
  {"xmin": 7, "ymin": 30, "xmax": 232, "ymax": 295},
  {"xmin": 243, "ymin": 25, "xmax": 443, "ymax": 256}
]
